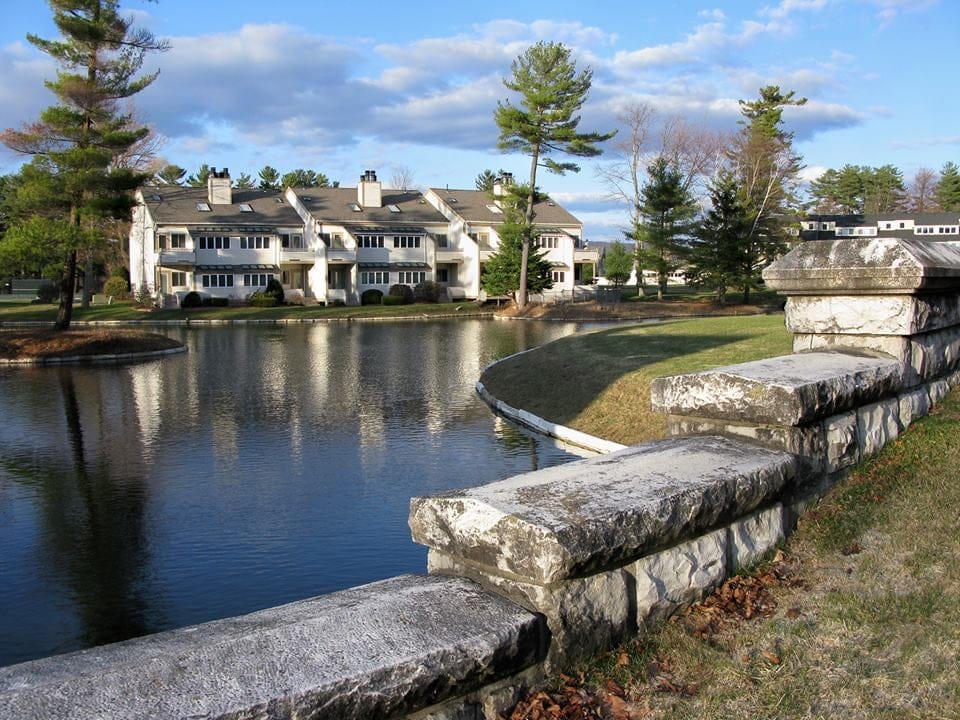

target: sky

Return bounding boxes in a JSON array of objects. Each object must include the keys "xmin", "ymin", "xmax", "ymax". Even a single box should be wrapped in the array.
[{"xmin": 0, "ymin": 0, "xmax": 957, "ymax": 242}]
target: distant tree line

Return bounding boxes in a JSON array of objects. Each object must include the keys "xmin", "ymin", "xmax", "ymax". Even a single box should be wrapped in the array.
[{"xmin": 152, "ymin": 164, "xmax": 341, "ymax": 190}]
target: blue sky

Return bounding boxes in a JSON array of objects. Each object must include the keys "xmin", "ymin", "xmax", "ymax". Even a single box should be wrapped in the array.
[{"xmin": 1, "ymin": 0, "xmax": 956, "ymax": 241}]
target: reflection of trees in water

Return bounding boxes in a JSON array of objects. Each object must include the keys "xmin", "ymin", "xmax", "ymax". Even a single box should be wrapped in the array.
[
  {"xmin": 492, "ymin": 417, "xmax": 541, "ymax": 472},
  {"xmin": 0, "ymin": 370, "xmax": 162, "ymax": 653}
]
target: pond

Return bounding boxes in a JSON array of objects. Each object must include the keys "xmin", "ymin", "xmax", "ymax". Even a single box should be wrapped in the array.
[{"xmin": 0, "ymin": 319, "xmax": 597, "ymax": 667}]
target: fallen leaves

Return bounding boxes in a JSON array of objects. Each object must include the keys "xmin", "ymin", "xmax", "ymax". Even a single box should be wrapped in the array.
[{"xmin": 502, "ymin": 678, "xmax": 649, "ymax": 719}]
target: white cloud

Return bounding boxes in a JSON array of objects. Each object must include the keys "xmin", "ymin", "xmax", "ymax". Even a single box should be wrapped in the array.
[
  {"xmin": 889, "ymin": 134, "xmax": 960, "ymax": 150},
  {"xmin": 760, "ymin": 0, "xmax": 830, "ymax": 20},
  {"xmin": 867, "ymin": 0, "xmax": 938, "ymax": 24}
]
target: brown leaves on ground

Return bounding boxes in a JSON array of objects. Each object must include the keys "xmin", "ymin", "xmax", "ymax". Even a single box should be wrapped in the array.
[
  {"xmin": 0, "ymin": 330, "xmax": 182, "ymax": 359},
  {"xmin": 503, "ymin": 675, "xmax": 650, "ymax": 720}
]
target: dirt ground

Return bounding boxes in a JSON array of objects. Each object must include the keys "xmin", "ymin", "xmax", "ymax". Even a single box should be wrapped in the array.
[
  {"xmin": 496, "ymin": 299, "xmax": 781, "ymax": 322},
  {"xmin": 0, "ymin": 329, "xmax": 183, "ymax": 359}
]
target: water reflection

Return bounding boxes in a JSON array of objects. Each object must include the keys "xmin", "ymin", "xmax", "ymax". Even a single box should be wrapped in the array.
[{"xmin": 0, "ymin": 319, "xmax": 593, "ymax": 666}]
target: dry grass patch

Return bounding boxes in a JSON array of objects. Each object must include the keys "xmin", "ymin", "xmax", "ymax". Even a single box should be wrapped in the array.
[
  {"xmin": 481, "ymin": 314, "xmax": 792, "ymax": 445},
  {"xmin": 0, "ymin": 329, "xmax": 183, "ymax": 359}
]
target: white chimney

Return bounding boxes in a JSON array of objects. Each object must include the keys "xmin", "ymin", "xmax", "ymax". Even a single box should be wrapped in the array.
[
  {"xmin": 357, "ymin": 169, "xmax": 382, "ymax": 209},
  {"xmin": 207, "ymin": 167, "xmax": 232, "ymax": 205},
  {"xmin": 492, "ymin": 172, "xmax": 513, "ymax": 208}
]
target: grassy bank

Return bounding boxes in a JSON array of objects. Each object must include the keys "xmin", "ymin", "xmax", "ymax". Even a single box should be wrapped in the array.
[
  {"xmin": 480, "ymin": 314, "xmax": 793, "ymax": 445},
  {"xmin": 509, "ymin": 389, "xmax": 960, "ymax": 719},
  {"xmin": 0, "ymin": 299, "xmax": 491, "ymax": 323}
]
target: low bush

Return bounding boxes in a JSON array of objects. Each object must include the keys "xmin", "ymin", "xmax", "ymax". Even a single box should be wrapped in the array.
[
  {"xmin": 328, "ymin": 299, "xmax": 345, "ymax": 307},
  {"xmin": 265, "ymin": 277, "xmax": 285, "ymax": 305},
  {"xmin": 381, "ymin": 294, "xmax": 406, "ymax": 306},
  {"xmin": 361, "ymin": 288, "xmax": 384, "ymax": 305},
  {"xmin": 102, "ymin": 275, "xmax": 129, "ymax": 299},
  {"xmin": 387, "ymin": 283, "xmax": 413, "ymax": 304},
  {"xmin": 248, "ymin": 291, "xmax": 277, "ymax": 307},
  {"xmin": 210, "ymin": 297, "xmax": 229, "ymax": 307},
  {"xmin": 35, "ymin": 283, "xmax": 58, "ymax": 304},
  {"xmin": 181, "ymin": 291, "xmax": 202, "ymax": 309},
  {"xmin": 413, "ymin": 281, "xmax": 442, "ymax": 303}
]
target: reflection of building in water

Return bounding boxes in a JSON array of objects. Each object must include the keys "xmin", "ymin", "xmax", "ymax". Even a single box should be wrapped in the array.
[{"xmin": 128, "ymin": 362, "xmax": 164, "ymax": 460}]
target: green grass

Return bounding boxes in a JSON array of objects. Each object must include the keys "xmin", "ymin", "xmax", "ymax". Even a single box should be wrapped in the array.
[
  {"xmin": 0, "ymin": 299, "xmax": 491, "ymax": 323},
  {"xmin": 615, "ymin": 284, "xmax": 782, "ymax": 305},
  {"xmin": 480, "ymin": 313, "xmax": 793, "ymax": 445},
  {"xmin": 555, "ymin": 390, "xmax": 960, "ymax": 719}
]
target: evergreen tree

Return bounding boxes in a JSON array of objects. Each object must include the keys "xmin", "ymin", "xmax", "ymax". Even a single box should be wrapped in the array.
[
  {"xmin": 602, "ymin": 240, "xmax": 633, "ymax": 287},
  {"xmin": 186, "ymin": 164, "xmax": 213, "ymax": 187},
  {"xmin": 258, "ymin": 165, "xmax": 281, "ymax": 190},
  {"xmin": 1, "ymin": 0, "xmax": 167, "ymax": 329},
  {"xmin": 494, "ymin": 41, "xmax": 614, "ymax": 308},
  {"xmin": 481, "ymin": 221, "xmax": 553, "ymax": 299},
  {"xmin": 475, "ymin": 169, "xmax": 497, "ymax": 193},
  {"xmin": 811, "ymin": 164, "xmax": 906, "ymax": 214},
  {"xmin": 234, "ymin": 172, "xmax": 256, "ymax": 189},
  {"xmin": 634, "ymin": 157, "xmax": 696, "ymax": 300},
  {"xmin": 155, "ymin": 164, "xmax": 186, "ymax": 186},
  {"xmin": 687, "ymin": 170, "xmax": 750, "ymax": 305},
  {"xmin": 282, "ymin": 169, "xmax": 319, "ymax": 188},
  {"xmin": 936, "ymin": 162, "xmax": 960, "ymax": 211}
]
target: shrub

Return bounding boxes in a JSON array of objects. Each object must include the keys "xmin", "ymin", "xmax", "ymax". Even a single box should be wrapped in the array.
[
  {"xmin": 210, "ymin": 296, "xmax": 229, "ymax": 307},
  {"xmin": 248, "ymin": 292, "xmax": 277, "ymax": 307},
  {"xmin": 387, "ymin": 283, "xmax": 413, "ymax": 304},
  {"xmin": 329, "ymin": 299, "xmax": 345, "ymax": 307},
  {"xmin": 361, "ymin": 288, "xmax": 384, "ymax": 305},
  {"xmin": 381, "ymin": 294, "xmax": 406, "ymax": 306},
  {"xmin": 36, "ymin": 282, "xmax": 58, "ymax": 304},
  {"xmin": 134, "ymin": 285, "xmax": 153, "ymax": 307},
  {"xmin": 181, "ymin": 291, "xmax": 202, "ymax": 309},
  {"xmin": 413, "ymin": 281, "xmax": 442, "ymax": 303},
  {"xmin": 103, "ymin": 275, "xmax": 128, "ymax": 299},
  {"xmin": 265, "ymin": 277, "xmax": 285, "ymax": 305}
]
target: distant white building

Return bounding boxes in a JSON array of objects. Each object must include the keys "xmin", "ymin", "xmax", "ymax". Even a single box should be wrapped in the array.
[{"xmin": 129, "ymin": 169, "xmax": 599, "ymax": 305}]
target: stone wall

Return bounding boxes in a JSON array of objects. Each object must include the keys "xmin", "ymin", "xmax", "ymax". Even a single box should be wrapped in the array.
[{"xmin": 3, "ymin": 237, "xmax": 959, "ymax": 719}]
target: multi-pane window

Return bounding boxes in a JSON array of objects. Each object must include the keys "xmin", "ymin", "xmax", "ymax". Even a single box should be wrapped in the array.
[
  {"xmin": 397, "ymin": 271, "xmax": 425, "ymax": 285},
  {"xmin": 240, "ymin": 236, "xmax": 271, "ymax": 249},
  {"xmin": 156, "ymin": 234, "xmax": 167, "ymax": 250},
  {"xmin": 243, "ymin": 274, "xmax": 272, "ymax": 287},
  {"xmin": 281, "ymin": 234, "xmax": 304, "ymax": 249},
  {"xmin": 552, "ymin": 270, "xmax": 565, "ymax": 283},
  {"xmin": 436, "ymin": 268, "xmax": 449, "ymax": 283},
  {"xmin": 170, "ymin": 233, "xmax": 186, "ymax": 248},
  {"xmin": 170, "ymin": 272, "xmax": 187, "ymax": 287},
  {"xmin": 198, "ymin": 236, "xmax": 230, "ymax": 249},
  {"xmin": 357, "ymin": 234, "xmax": 384, "ymax": 248},
  {"xmin": 535, "ymin": 236, "xmax": 560, "ymax": 249},
  {"xmin": 393, "ymin": 235, "xmax": 421, "ymax": 248},
  {"xmin": 360, "ymin": 271, "xmax": 389, "ymax": 285},
  {"xmin": 200, "ymin": 274, "xmax": 234, "ymax": 287},
  {"xmin": 435, "ymin": 233, "xmax": 449, "ymax": 248}
]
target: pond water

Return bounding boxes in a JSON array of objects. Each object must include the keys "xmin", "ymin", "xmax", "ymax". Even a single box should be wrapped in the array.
[{"xmin": 0, "ymin": 319, "xmax": 598, "ymax": 667}]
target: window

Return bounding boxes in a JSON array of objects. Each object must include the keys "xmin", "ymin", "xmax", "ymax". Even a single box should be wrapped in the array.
[
  {"xmin": 170, "ymin": 233, "xmax": 186, "ymax": 248},
  {"xmin": 156, "ymin": 234, "xmax": 167, "ymax": 250},
  {"xmin": 200, "ymin": 274, "xmax": 234, "ymax": 288},
  {"xmin": 243, "ymin": 273, "xmax": 272, "ymax": 287},
  {"xmin": 397, "ymin": 270, "xmax": 425, "ymax": 285},
  {"xmin": 392, "ymin": 235, "xmax": 421, "ymax": 248},
  {"xmin": 357, "ymin": 234, "xmax": 384, "ymax": 248},
  {"xmin": 387, "ymin": 204, "xmax": 401, "ymax": 213},
  {"xmin": 435, "ymin": 233, "xmax": 448, "ymax": 248},
  {"xmin": 468, "ymin": 232, "xmax": 490, "ymax": 245},
  {"xmin": 436, "ymin": 268, "xmax": 449, "ymax": 283},
  {"xmin": 240, "ymin": 235, "xmax": 271, "ymax": 249},
  {"xmin": 170, "ymin": 272, "xmax": 187, "ymax": 287},
  {"xmin": 360, "ymin": 271, "xmax": 389, "ymax": 285},
  {"xmin": 198, "ymin": 236, "xmax": 230, "ymax": 249},
  {"xmin": 552, "ymin": 270, "xmax": 565, "ymax": 283},
  {"xmin": 900, "ymin": 222, "xmax": 906, "ymax": 229},
  {"xmin": 535, "ymin": 236, "xmax": 560, "ymax": 249}
]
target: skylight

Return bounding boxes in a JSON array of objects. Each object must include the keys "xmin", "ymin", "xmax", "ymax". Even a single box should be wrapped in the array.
[
  {"xmin": 239, "ymin": 203, "xmax": 253, "ymax": 213},
  {"xmin": 196, "ymin": 202, "xmax": 211, "ymax": 212},
  {"xmin": 349, "ymin": 203, "xmax": 362, "ymax": 212},
  {"xmin": 387, "ymin": 204, "xmax": 401, "ymax": 213},
  {"xmin": 486, "ymin": 204, "xmax": 503, "ymax": 214},
  {"xmin": 149, "ymin": 194, "xmax": 161, "ymax": 202}
]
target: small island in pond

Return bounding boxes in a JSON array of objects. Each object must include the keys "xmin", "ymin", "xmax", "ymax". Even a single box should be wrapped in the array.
[{"xmin": 0, "ymin": 330, "xmax": 185, "ymax": 362}]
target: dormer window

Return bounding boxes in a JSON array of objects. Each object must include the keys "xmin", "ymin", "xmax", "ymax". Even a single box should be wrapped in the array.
[{"xmin": 196, "ymin": 202, "xmax": 211, "ymax": 212}]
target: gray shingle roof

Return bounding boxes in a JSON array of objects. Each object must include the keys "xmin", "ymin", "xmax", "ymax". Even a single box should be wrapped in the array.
[
  {"xmin": 142, "ymin": 186, "xmax": 303, "ymax": 227},
  {"xmin": 428, "ymin": 188, "xmax": 581, "ymax": 227},
  {"xmin": 291, "ymin": 188, "xmax": 448, "ymax": 226}
]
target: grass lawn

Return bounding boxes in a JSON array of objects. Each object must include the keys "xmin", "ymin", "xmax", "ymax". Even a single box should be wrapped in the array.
[
  {"xmin": 480, "ymin": 314, "xmax": 793, "ymax": 445},
  {"xmin": 509, "ymin": 388, "xmax": 960, "ymax": 719},
  {"xmin": 0, "ymin": 299, "xmax": 491, "ymax": 323}
]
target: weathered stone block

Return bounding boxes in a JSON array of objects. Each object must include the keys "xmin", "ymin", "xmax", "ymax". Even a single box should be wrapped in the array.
[
  {"xmin": 727, "ymin": 504, "xmax": 786, "ymax": 571},
  {"xmin": 0, "ymin": 575, "xmax": 544, "ymax": 720},
  {"xmin": 631, "ymin": 528, "xmax": 727, "ymax": 627},
  {"xmin": 929, "ymin": 378, "xmax": 951, "ymax": 404},
  {"xmin": 824, "ymin": 411, "xmax": 859, "ymax": 472},
  {"xmin": 410, "ymin": 437, "xmax": 798, "ymax": 585},
  {"xmin": 763, "ymin": 237, "xmax": 960, "ymax": 295},
  {"xmin": 428, "ymin": 551, "xmax": 632, "ymax": 666},
  {"xmin": 650, "ymin": 352, "xmax": 902, "ymax": 426},
  {"xmin": 857, "ymin": 399, "xmax": 901, "ymax": 458},
  {"xmin": 899, "ymin": 388, "xmax": 932, "ymax": 429},
  {"xmin": 784, "ymin": 295, "xmax": 960, "ymax": 336},
  {"xmin": 792, "ymin": 333, "xmax": 911, "ymax": 376},
  {"xmin": 911, "ymin": 326, "xmax": 960, "ymax": 382}
]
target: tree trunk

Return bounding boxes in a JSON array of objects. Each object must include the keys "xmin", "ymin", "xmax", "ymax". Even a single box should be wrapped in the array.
[
  {"xmin": 518, "ymin": 150, "xmax": 540, "ymax": 310},
  {"xmin": 518, "ymin": 233, "xmax": 530, "ymax": 310},
  {"xmin": 81, "ymin": 256, "xmax": 93, "ymax": 308},
  {"xmin": 55, "ymin": 249, "xmax": 78, "ymax": 330}
]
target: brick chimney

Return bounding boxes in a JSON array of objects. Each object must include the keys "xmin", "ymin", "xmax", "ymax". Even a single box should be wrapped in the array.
[
  {"xmin": 207, "ymin": 167, "xmax": 232, "ymax": 205},
  {"xmin": 357, "ymin": 170, "xmax": 382, "ymax": 209}
]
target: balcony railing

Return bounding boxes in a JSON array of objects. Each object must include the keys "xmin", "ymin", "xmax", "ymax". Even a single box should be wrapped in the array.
[{"xmin": 158, "ymin": 249, "xmax": 196, "ymax": 266}]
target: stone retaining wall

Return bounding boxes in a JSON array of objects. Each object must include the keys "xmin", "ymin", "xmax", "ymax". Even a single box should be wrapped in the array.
[{"xmin": 2, "ymin": 237, "xmax": 959, "ymax": 719}]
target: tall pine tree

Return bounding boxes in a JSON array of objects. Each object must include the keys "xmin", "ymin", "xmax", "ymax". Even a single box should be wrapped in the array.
[
  {"xmin": 481, "ymin": 220, "xmax": 553, "ymax": 300},
  {"xmin": 1, "ymin": 0, "xmax": 167, "ymax": 329},
  {"xmin": 494, "ymin": 41, "xmax": 614, "ymax": 308},
  {"xmin": 936, "ymin": 162, "xmax": 960, "ymax": 212}
]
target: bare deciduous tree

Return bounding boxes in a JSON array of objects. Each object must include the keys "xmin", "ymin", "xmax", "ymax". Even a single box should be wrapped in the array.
[
  {"xmin": 388, "ymin": 165, "xmax": 416, "ymax": 191},
  {"xmin": 908, "ymin": 167, "xmax": 940, "ymax": 212}
]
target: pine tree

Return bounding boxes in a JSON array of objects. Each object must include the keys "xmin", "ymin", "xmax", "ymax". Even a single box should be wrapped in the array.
[
  {"xmin": 481, "ymin": 221, "xmax": 553, "ymax": 299},
  {"xmin": 634, "ymin": 157, "xmax": 696, "ymax": 300},
  {"xmin": 1, "ymin": 0, "xmax": 167, "ymax": 329},
  {"xmin": 258, "ymin": 165, "xmax": 281, "ymax": 190},
  {"xmin": 602, "ymin": 240, "xmax": 633, "ymax": 288},
  {"xmin": 155, "ymin": 164, "xmax": 186, "ymax": 186},
  {"xmin": 186, "ymin": 164, "xmax": 213, "ymax": 187},
  {"xmin": 475, "ymin": 169, "xmax": 497, "ymax": 193},
  {"xmin": 494, "ymin": 41, "xmax": 614, "ymax": 308},
  {"xmin": 234, "ymin": 172, "xmax": 256, "ymax": 189},
  {"xmin": 936, "ymin": 162, "xmax": 960, "ymax": 212},
  {"xmin": 687, "ymin": 170, "xmax": 750, "ymax": 305}
]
